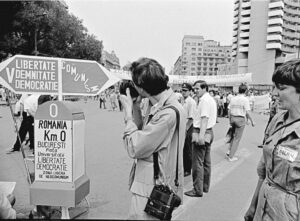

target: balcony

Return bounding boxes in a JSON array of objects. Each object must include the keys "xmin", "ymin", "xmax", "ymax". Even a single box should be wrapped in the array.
[
  {"xmin": 284, "ymin": 7, "xmax": 300, "ymax": 16},
  {"xmin": 233, "ymin": 23, "xmax": 239, "ymax": 30},
  {"xmin": 268, "ymin": 18, "xmax": 283, "ymax": 25},
  {"xmin": 282, "ymin": 30, "xmax": 299, "ymax": 39},
  {"xmin": 239, "ymin": 46, "xmax": 249, "ymax": 52},
  {"xmin": 232, "ymin": 36, "xmax": 238, "ymax": 43},
  {"xmin": 241, "ymin": 1, "xmax": 251, "ymax": 9},
  {"xmin": 267, "ymin": 26, "xmax": 283, "ymax": 33},
  {"xmin": 269, "ymin": 1, "xmax": 284, "ymax": 9},
  {"xmin": 240, "ymin": 17, "xmax": 251, "ymax": 24},
  {"xmin": 266, "ymin": 42, "xmax": 281, "ymax": 49},
  {"xmin": 231, "ymin": 50, "xmax": 237, "ymax": 57},
  {"xmin": 232, "ymin": 43, "xmax": 238, "ymax": 49},
  {"xmin": 232, "ymin": 30, "xmax": 238, "ymax": 37},
  {"xmin": 239, "ymin": 39, "xmax": 249, "ymax": 45},
  {"xmin": 240, "ymin": 31, "xmax": 250, "ymax": 38},
  {"xmin": 282, "ymin": 38, "xmax": 299, "ymax": 46},
  {"xmin": 233, "ymin": 16, "xmax": 239, "ymax": 24},
  {"xmin": 267, "ymin": 34, "xmax": 282, "ymax": 41},
  {"xmin": 283, "ymin": 23, "xmax": 300, "ymax": 31},
  {"xmin": 241, "ymin": 9, "xmax": 251, "ymax": 16},
  {"xmin": 234, "ymin": 2, "xmax": 240, "ymax": 10},
  {"xmin": 285, "ymin": 0, "xmax": 300, "ymax": 8},
  {"xmin": 234, "ymin": 9, "xmax": 239, "ymax": 16},
  {"xmin": 281, "ymin": 44, "xmax": 298, "ymax": 53},
  {"xmin": 268, "ymin": 9, "xmax": 284, "ymax": 17},
  {"xmin": 240, "ymin": 24, "xmax": 250, "ymax": 31},
  {"xmin": 283, "ymin": 14, "xmax": 300, "ymax": 23}
]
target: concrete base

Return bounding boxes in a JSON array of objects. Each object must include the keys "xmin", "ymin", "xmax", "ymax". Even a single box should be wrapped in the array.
[{"xmin": 30, "ymin": 175, "xmax": 90, "ymax": 207}]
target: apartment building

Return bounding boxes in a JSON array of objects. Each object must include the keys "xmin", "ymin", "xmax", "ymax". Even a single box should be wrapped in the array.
[
  {"xmin": 100, "ymin": 50, "xmax": 120, "ymax": 70},
  {"xmin": 180, "ymin": 35, "xmax": 232, "ymax": 76},
  {"xmin": 232, "ymin": 0, "xmax": 300, "ymax": 86},
  {"xmin": 173, "ymin": 56, "xmax": 182, "ymax": 75}
]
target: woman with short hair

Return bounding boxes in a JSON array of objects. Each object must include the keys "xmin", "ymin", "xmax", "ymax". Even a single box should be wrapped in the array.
[{"xmin": 245, "ymin": 59, "xmax": 300, "ymax": 221}]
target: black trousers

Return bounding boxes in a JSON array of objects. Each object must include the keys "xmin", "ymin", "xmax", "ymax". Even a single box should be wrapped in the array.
[
  {"xmin": 13, "ymin": 113, "xmax": 34, "ymax": 151},
  {"xmin": 99, "ymin": 99, "xmax": 106, "ymax": 109},
  {"xmin": 183, "ymin": 126, "xmax": 193, "ymax": 173},
  {"xmin": 192, "ymin": 129, "xmax": 214, "ymax": 195}
]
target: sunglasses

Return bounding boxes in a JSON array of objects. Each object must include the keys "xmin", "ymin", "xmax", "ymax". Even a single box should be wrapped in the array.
[{"xmin": 182, "ymin": 89, "xmax": 189, "ymax": 92}]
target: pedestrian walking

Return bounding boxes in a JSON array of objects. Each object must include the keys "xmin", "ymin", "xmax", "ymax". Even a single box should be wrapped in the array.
[
  {"xmin": 244, "ymin": 59, "xmax": 300, "ymax": 221},
  {"xmin": 184, "ymin": 80, "xmax": 217, "ymax": 197},
  {"xmin": 99, "ymin": 92, "xmax": 106, "ymax": 109},
  {"xmin": 226, "ymin": 84, "xmax": 255, "ymax": 162},
  {"xmin": 119, "ymin": 57, "xmax": 186, "ymax": 219},
  {"xmin": 181, "ymin": 83, "xmax": 196, "ymax": 177}
]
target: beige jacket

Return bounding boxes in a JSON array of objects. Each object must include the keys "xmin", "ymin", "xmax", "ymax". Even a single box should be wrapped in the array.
[{"xmin": 123, "ymin": 88, "xmax": 186, "ymax": 201}]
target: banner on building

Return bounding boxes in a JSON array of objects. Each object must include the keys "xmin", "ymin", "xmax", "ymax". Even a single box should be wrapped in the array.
[{"xmin": 110, "ymin": 69, "xmax": 252, "ymax": 85}]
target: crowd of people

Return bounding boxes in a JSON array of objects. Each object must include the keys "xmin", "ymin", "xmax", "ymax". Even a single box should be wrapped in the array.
[
  {"xmin": 118, "ymin": 58, "xmax": 300, "ymax": 220},
  {"xmin": 1, "ymin": 58, "xmax": 300, "ymax": 220}
]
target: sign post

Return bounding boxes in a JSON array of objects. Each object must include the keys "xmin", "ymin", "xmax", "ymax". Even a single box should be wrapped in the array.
[
  {"xmin": 0, "ymin": 55, "xmax": 121, "ymax": 218},
  {"xmin": 31, "ymin": 101, "xmax": 89, "ymax": 218}
]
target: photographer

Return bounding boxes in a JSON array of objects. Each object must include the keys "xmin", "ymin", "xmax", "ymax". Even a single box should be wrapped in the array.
[{"xmin": 119, "ymin": 57, "xmax": 186, "ymax": 220}]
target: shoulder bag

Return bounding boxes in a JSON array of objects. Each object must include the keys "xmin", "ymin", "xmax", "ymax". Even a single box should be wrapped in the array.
[{"xmin": 144, "ymin": 106, "xmax": 182, "ymax": 220}]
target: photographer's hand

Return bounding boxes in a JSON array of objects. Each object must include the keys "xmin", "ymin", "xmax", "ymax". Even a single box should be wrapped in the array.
[{"xmin": 120, "ymin": 88, "xmax": 133, "ymax": 119}]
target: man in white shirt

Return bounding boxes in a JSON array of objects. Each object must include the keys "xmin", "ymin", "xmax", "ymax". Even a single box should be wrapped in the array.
[
  {"xmin": 185, "ymin": 80, "xmax": 217, "ymax": 197},
  {"xmin": 181, "ymin": 83, "xmax": 196, "ymax": 177},
  {"xmin": 227, "ymin": 84, "xmax": 255, "ymax": 161}
]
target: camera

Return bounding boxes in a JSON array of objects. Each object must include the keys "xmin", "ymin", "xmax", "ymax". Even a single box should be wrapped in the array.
[
  {"xmin": 119, "ymin": 80, "xmax": 139, "ymax": 98},
  {"xmin": 144, "ymin": 184, "xmax": 181, "ymax": 220}
]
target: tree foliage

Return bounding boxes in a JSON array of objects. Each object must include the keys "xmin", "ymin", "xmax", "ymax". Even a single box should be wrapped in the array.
[{"xmin": 0, "ymin": 1, "xmax": 103, "ymax": 61}]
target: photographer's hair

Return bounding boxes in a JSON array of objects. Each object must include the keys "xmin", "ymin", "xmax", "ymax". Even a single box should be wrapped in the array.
[
  {"xmin": 193, "ymin": 80, "xmax": 208, "ymax": 92},
  {"xmin": 238, "ymin": 83, "xmax": 248, "ymax": 94},
  {"xmin": 130, "ymin": 58, "xmax": 169, "ymax": 96},
  {"xmin": 272, "ymin": 59, "xmax": 300, "ymax": 93}
]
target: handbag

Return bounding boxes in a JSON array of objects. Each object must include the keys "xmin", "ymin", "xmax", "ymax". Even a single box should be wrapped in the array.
[{"xmin": 144, "ymin": 106, "xmax": 182, "ymax": 220}]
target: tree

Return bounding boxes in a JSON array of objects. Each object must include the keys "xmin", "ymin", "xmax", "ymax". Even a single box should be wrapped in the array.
[{"xmin": 0, "ymin": 1, "xmax": 103, "ymax": 62}]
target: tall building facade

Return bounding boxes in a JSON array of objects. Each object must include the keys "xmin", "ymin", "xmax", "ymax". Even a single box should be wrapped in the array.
[
  {"xmin": 173, "ymin": 56, "xmax": 182, "ymax": 75},
  {"xmin": 100, "ymin": 50, "xmax": 120, "ymax": 70},
  {"xmin": 232, "ymin": 0, "xmax": 300, "ymax": 86},
  {"xmin": 180, "ymin": 35, "xmax": 232, "ymax": 76}
]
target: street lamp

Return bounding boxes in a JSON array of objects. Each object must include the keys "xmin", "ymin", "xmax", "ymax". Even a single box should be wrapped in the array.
[{"xmin": 33, "ymin": 12, "xmax": 47, "ymax": 56}]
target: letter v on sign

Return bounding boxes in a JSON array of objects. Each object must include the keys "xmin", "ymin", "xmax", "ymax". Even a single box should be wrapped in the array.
[{"xmin": 6, "ymin": 67, "xmax": 15, "ymax": 83}]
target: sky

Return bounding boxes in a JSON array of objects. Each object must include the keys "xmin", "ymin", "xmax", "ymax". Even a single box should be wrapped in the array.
[{"xmin": 66, "ymin": 0, "xmax": 234, "ymax": 73}]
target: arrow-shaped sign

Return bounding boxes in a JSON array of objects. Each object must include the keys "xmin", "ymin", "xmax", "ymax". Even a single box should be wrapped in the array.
[{"xmin": 0, "ymin": 55, "xmax": 120, "ymax": 96}]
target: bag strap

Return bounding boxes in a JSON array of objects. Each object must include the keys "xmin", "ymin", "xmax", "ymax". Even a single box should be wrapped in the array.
[{"xmin": 151, "ymin": 106, "xmax": 180, "ymax": 187}]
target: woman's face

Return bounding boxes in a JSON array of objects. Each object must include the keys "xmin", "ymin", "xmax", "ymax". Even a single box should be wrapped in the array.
[{"xmin": 273, "ymin": 83, "xmax": 299, "ymax": 110}]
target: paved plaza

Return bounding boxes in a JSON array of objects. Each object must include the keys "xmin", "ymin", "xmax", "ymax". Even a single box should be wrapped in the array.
[{"xmin": 0, "ymin": 99, "xmax": 268, "ymax": 220}]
